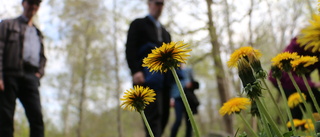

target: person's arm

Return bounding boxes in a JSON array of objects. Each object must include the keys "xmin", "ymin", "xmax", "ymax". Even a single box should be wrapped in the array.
[
  {"xmin": 125, "ymin": 20, "xmax": 145, "ymax": 84},
  {"xmin": 37, "ymin": 33, "xmax": 46, "ymax": 78},
  {"xmin": 126, "ymin": 20, "xmax": 142, "ymax": 75},
  {"xmin": 0, "ymin": 20, "xmax": 8, "ymax": 91}
]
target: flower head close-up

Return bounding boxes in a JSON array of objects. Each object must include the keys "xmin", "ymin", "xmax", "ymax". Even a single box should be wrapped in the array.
[
  {"xmin": 227, "ymin": 46, "xmax": 262, "ymax": 68},
  {"xmin": 286, "ymin": 119, "xmax": 306, "ymax": 128},
  {"xmin": 297, "ymin": 14, "xmax": 320, "ymax": 53},
  {"xmin": 237, "ymin": 58, "xmax": 262, "ymax": 99},
  {"xmin": 142, "ymin": 41, "xmax": 191, "ymax": 73},
  {"xmin": 304, "ymin": 119, "xmax": 314, "ymax": 130},
  {"xmin": 219, "ymin": 97, "xmax": 251, "ymax": 116},
  {"xmin": 291, "ymin": 55, "xmax": 318, "ymax": 71},
  {"xmin": 120, "ymin": 85, "xmax": 156, "ymax": 112},
  {"xmin": 271, "ymin": 52, "xmax": 300, "ymax": 71},
  {"xmin": 288, "ymin": 92, "xmax": 306, "ymax": 108}
]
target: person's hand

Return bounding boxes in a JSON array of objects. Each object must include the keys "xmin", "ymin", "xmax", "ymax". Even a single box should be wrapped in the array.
[
  {"xmin": 133, "ymin": 71, "xmax": 145, "ymax": 85},
  {"xmin": 35, "ymin": 73, "xmax": 41, "ymax": 78},
  {"xmin": 314, "ymin": 82, "xmax": 320, "ymax": 88},
  {"xmin": 0, "ymin": 80, "xmax": 4, "ymax": 91},
  {"xmin": 186, "ymin": 82, "xmax": 192, "ymax": 89},
  {"xmin": 170, "ymin": 98, "xmax": 175, "ymax": 107}
]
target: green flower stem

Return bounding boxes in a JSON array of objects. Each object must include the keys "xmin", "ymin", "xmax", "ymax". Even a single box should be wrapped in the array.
[
  {"xmin": 298, "ymin": 105, "xmax": 307, "ymax": 119},
  {"xmin": 258, "ymin": 98, "xmax": 274, "ymax": 136},
  {"xmin": 298, "ymin": 104, "xmax": 316, "ymax": 135},
  {"xmin": 276, "ymin": 78, "xmax": 296, "ymax": 133},
  {"xmin": 315, "ymin": 121, "xmax": 320, "ymax": 134},
  {"xmin": 299, "ymin": 105, "xmax": 317, "ymax": 137},
  {"xmin": 261, "ymin": 78, "xmax": 287, "ymax": 128},
  {"xmin": 302, "ymin": 74, "xmax": 320, "ymax": 114},
  {"xmin": 287, "ymin": 72, "xmax": 316, "ymax": 124},
  {"xmin": 170, "ymin": 67, "xmax": 200, "ymax": 137},
  {"xmin": 259, "ymin": 109, "xmax": 273, "ymax": 137},
  {"xmin": 140, "ymin": 110, "xmax": 154, "ymax": 137},
  {"xmin": 256, "ymin": 97, "xmax": 283, "ymax": 137},
  {"xmin": 238, "ymin": 113, "xmax": 259, "ymax": 137}
]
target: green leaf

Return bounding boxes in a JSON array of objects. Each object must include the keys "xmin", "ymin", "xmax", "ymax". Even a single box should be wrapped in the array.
[{"xmin": 282, "ymin": 131, "xmax": 294, "ymax": 137}]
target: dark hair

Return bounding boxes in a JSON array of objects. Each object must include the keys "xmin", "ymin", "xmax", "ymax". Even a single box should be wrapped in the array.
[{"xmin": 22, "ymin": 0, "xmax": 42, "ymax": 5}]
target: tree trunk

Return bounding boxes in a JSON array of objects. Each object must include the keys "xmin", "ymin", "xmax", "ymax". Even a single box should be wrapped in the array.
[
  {"xmin": 76, "ymin": 23, "xmax": 91, "ymax": 137},
  {"xmin": 223, "ymin": 0, "xmax": 234, "ymax": 51},
  {"xmin": 63, "ymin": 73, "xmax": 76, "ymax": 137},
  {"xmin": 223, "ymin": 0, "xmax": 240, "ymax": 94},
  {"xmin": 266, "ymin": 0, "xmax": 278, "ymax": 50},
  {"xmin": 248, "ymin": 0, "xmax": 254, "ymax": 46},
  {"xmin": 205, "ymin": 0, "xmax": 233, "ymax": 134},
  {"xmin": 113, "ymin": 1, "xmax": 123, "ymax": 137}
]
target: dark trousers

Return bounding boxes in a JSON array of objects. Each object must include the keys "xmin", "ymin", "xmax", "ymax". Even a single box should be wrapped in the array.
[
  {"xmin": 170, "ymin": 98, "xmax": 192, "ymax": 137},
  {"xmin": 0, "ymin": 73, "xmax": 44, "ymax": 137},
  {"xmin": 144, "ymin": 89, "xmax": 170, "ymax": 137},
  {"xmin": 284, "ymin": 88, "xmax": 320, "ymax": 119}
]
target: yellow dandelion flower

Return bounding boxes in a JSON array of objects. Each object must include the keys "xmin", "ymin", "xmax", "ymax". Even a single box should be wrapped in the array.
[
  {"xmin": 286, "ymin": 119, "xmax": 306, "ymax": 128},
  {"xmin": 219, "ymin": 97, "xmax": 251, "ymax": 116},
  {"xmin": 142, "ymin": 41, "xmax": 191, "ymax": 73},
  {"xmin": 297, "ymin": 14, "xmax": 320, "ymax": 53},
  {"xmin": 120, "ymin": 85, "xmax": 156, "ymax": 112},
  {"xmin": 271, "ymin": 52, "xmax": 300, "ymax": 71},
  {"xmin": 227, "ymin": 46, "xmax": 262, "ymax": 68},
  {"xmin": 291, "ymin": 56, "xmax": 318, "ymax": 70},
  {"xmin": 304, "ymin": 119, "xmax": 314, "ymax": 130},
  {"xmin": 288, "ymin": 92, "xmax": 306, "ymax": 108}
]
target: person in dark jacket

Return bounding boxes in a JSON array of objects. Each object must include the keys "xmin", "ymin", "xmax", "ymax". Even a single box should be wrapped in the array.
[
  {"xmin": 269, "ymin": 37, "xmax": 320, "ymax": 119},
  {"xmin": 0, "ymin": 0, "xmax": 46, "ymax": 136},
  {"xmin": 125, "ymin": 0, "xmax": 171, "ymax": 136}
]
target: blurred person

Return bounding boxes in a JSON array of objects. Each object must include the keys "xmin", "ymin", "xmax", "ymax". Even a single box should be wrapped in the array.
[
  {"xmin": 125, "ymin": 0, "xmax": 172, "ymax": 137},
  {"xmin": 269, "ymin": 37, "xmax": 320, "ymax": 119},
  {"xmin": 170, "ymin": 64, "xmax": 199, "ymax": 137},
  {"xmin": 0, "ymin": 0, "xmax": 46, "ymax": 136}
]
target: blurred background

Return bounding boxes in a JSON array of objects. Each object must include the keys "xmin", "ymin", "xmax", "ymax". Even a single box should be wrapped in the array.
[{"xmin": 0, "ymin": 0, "xmax": 318, "ymax": 136}]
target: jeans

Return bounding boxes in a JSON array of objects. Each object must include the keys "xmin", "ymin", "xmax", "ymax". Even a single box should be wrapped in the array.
[
  {"xmin": 170, "ymin": 98, "xmax": 192, "ymax": 137},
  {"xmin": 0, "ymin": 73, "xmax": 44, "ymax": 137},
  {"xmin": 143, "ymin": 88, "xmax": 170, "ymax": 137}
]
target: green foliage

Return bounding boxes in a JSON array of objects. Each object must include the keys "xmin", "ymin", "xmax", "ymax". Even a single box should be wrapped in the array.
[
  {"xmin": 237, "ymin": 132, "xmax": 247, "ymax": 137},
  {"xmin": 283, "ymin": 131, "xmax": 294, "ymax": 137}
]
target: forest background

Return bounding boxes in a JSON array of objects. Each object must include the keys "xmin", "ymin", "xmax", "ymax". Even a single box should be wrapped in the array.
[{"xmin": 0, "ymin": 0, "xmax": 318, "ymax": 137}]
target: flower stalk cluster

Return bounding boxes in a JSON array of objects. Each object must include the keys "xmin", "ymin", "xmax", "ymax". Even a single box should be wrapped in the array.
[
  {"xmin": 272, "ymin": 51, "xmax": 320, "ymax": 136},
  {"xmin": 272, "ymin": 53, "xmax": 320, "ymax": 113},
  {"xmin": 227, "ymin": 46, "xmax": 284, "ymax": 136}
]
